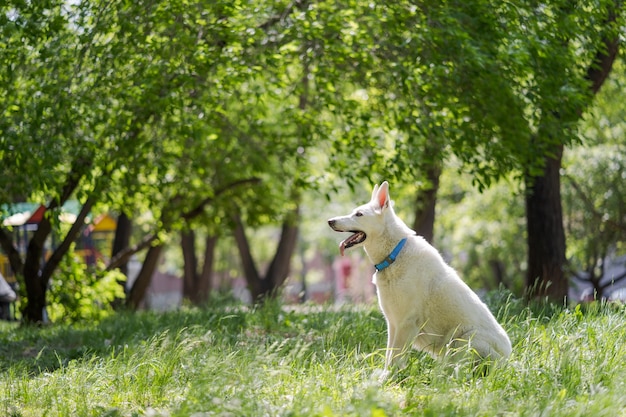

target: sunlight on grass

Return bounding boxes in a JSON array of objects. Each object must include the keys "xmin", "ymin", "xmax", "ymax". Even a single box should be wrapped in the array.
[{"xmin": 2, "ymin": 298, "xmax": 626, "ymax": 416}]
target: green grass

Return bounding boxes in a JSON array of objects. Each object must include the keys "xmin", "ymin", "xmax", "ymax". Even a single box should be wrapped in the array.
[{"xmin": 2, "ymin": 295, "xmax": 626, "ymax": 416}]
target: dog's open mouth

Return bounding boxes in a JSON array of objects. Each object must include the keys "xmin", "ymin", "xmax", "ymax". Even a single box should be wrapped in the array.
[{"xmin": 340, "ymin": 231, "xmax": 366, "ymax": 256}]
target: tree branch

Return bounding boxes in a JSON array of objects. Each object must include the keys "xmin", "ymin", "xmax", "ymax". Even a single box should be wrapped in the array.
[
  {"xmin": 257, "ymin": 0, "xmax": 307, "ymax": 32},
  {"xmin": 600, "ymin": 268, "xmax": 626, "ymax": 291},
  {"xmin": 563, "ymin": 174, "xmax": 626, "ymax": 234},
  {"xmin": 0, "ymin": 227, "xmax": 23, "ymax": 277},
  {"xmin": 181, "ymin": 177, "xmax": 261, "ymax": 221},
  {"xmin": 105, "ymin": 233, "xmax": 158, "ymax": 272},
  {"xmin": 41, "ymin": 194, "xmax": 97, "ymax": 282},
  {"xmin": 106, "ymin": 177, "xmax": 261, "ymax": 273},
  {"xmin": 585, "ymin": 4, "xmax": 620, "ymax": 95}
]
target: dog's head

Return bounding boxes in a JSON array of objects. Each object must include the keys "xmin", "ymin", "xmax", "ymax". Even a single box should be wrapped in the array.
[{"xmin": 327, "ymin": 181, "xmax": 390, "ymax": 256}]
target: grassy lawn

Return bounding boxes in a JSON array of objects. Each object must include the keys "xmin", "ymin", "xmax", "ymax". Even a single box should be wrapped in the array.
[{"xmin": 1, "ymin": 295, "xmax": 626, "ymax": 416}]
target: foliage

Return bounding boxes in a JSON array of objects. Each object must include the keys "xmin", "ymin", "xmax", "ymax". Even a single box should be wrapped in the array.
[
  {"xmin": 0, "ymin": 0, "xmax": 623, "ymax": 316},
  {"xmin": 560, "ymin": 63, "xmax": 626, "ymax": 294},
  {"xmin": 0, "ymin": 0, "xmax": 322, "ymax": 318},
  {"xmin": 582, "ymin": 61, "xmax": 626, "ymax": 147},
  {"xmin": 46, "ymin": 251, "xmax": 126, "ymax": 324},
  {"xmin": 2, "ymin": 298, "xmax": 626, "ymax": 416},
  {"xmin": 562, "ymin": 146, "xmax": 626, "ymax": 273},
  {"xmin": 323, "ymin": 0, "xmax": 621, "ymax": 189},
  {"xmin": 436, "ymin": 166, "xmax": 527, "ymax": 294}
]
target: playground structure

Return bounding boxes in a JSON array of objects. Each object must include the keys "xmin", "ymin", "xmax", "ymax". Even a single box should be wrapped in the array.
[{"xmin": 0, "ymin": 203, "xmax": 117, "ymax": 319}]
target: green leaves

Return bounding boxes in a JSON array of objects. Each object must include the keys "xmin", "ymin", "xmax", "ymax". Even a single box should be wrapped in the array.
[
  {"xmin": 5, "ymin": 0, "xmax": 611, "ymax": 216},
  {"xmin": 0, "ymin": 0, "xmax": 623, "ymax": 313},
  {"xmin": 562, "ymin": 144, "xmax": 626, "ymax": 272},
  {"xmin": 320, "ymin": 0, "xmax": 623, "ymax": 191}
]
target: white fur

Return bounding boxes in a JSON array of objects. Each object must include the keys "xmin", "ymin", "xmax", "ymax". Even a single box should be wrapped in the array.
[{"xmin": 328, "ymin": 181, "xmax": 512, "ymax": 374}]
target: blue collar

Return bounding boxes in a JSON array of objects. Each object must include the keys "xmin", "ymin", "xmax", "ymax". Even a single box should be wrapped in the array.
[{"xmin": 375, "ymin": 238, "xmax": 408, "ymax": 271}]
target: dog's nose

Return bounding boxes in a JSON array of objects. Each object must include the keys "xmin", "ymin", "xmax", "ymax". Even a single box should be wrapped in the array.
[{"xmin": 328, "ymin": 219, "xmax": 336, "ymax": 228}]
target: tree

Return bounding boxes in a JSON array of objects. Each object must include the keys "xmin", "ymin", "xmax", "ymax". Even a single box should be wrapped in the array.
[
  {"xmin": 437, "ymin": 165, "xmax": 527, "ymax": 294},
  {"xmin": 0, "ymin": 0, "xmax": 162, "ymax": 321},
  {"xmin": 2, "ymin": 0, "xmax": 623, "ymax": 320},
  {"xmin": 122, "ymin": 178, "xmax": 260, "ymax": 310},
  {"xmin": 322, "ymin": 0, "xmax": 622, "ymax": 301},
  {"xmin": 523, "ymin": 1, "xmax": 620, "ymax": 301},
  {"xmin": 0, "ymin": 1, "xmax": 126, "ymax": 322},
  {"xmin": 560, "ymin": 62, "xmax": 626, "ymax": 300},
  {"xmin": 562, "ymin": 146, "xmax": 626, "ymax": 299},
  {"xmin": 0, "ymin": 0, "xmax": 309, "ymax": 319}
]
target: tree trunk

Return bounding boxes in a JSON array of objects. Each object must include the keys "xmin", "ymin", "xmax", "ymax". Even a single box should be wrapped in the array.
[
  {"xmin": 21, "ymin": 195, "xmax": 95, "ymax": 321},
  {"xmin": 127, "ymin": 244, "xmax": 163, "ymax": 310},
  {"xmin": 181, "ymin": 230, "xmax": 217, "ymax": 305},
  {"xmin": 21, "ymin": 208, "xmax": 54, "ymax": 323},
  {"xmin": 19, "ymin": 158, "xmax": 92, "ymax": 323},
  {"xmin": 525, "ymin": 146, "xmax": 568, "ymax": 302},
  {"xmin": 197, "ymin": 235, "xmax": 218, "ymax": 304},
  {"xmin": 22, "ymin": 243, "xmax": 47, "ymax": 323},
  {"xmin": 111, "ymin": 212, "xmax": 132, "ymax": 276},
  {"xmin": 489, "ymin": 259, "xmax": 507, "ymax": 289},
  {"xmin": 412, "ymin": 164, "xmax": 441, "ymax": 243},
  {"xmin": 233, "ymin": 207, "xmax": 299, "ymax": 302},
  {"xmin": 264, "ymin": 219, "xmax": 299, "ymax": 297},
  {"xmin": 232, "ymin": 215, "xmax": 264, "ymax": 299},
  {"xmin": 523, "ymin": 4, "xmax": 619, "ymax": 302},
  {"xmin": 181, "ymin": 229, "xmax": 198, "ymax": 301},
  {"xmin": 591, "ymin": 274, "xmax": 603, "ymax": 300}
]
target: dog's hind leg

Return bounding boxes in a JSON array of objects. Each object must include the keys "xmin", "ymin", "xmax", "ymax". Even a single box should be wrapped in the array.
[
  {"xmin": 461, "ymin": 334, "xmax": 507, "ymax": 362},
  {"xmin": 443, "ymin": 331, "xmax": 506, "ymax": 369}
]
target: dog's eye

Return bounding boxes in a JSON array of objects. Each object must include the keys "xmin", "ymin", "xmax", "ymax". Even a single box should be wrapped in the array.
[{"xmin": 355, "ymin": 211, "xmax": 363, "ymax": 217}]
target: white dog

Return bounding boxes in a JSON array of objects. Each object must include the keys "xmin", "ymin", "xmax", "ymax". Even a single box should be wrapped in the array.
[{"xmin": 328, "ymin": 181, "xmax": 511, "ymax": 374}]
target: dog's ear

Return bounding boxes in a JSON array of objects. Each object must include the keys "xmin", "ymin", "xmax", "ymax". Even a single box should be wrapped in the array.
[
  {"xmin": 374, "ymin": 181, "xmax": 390, "ymax": 213},
  {"xmin": 371, "ymin": 183, "xmax": 379, "ymax": 201}
]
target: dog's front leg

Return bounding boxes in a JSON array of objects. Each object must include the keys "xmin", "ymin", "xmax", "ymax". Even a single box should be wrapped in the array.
[
  {"xmin": 388, "ymin": 320, "xmax": 419, "ymax": 370},
  {"xmin": 384, "ymin": 320, "xmax": 396, "ymax": 371},
  {"xmin": 374, "ymin": 320, "xmax": 397, "ymax": 383}
]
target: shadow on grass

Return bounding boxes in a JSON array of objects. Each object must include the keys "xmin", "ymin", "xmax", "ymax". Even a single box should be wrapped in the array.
[
  {"xmin": 2, "ymin": 290, "xmax": 546, "ymax": 378},
  {"xmin": 0, "ymin": 300, "xmax": 387, "ymax": 377}
]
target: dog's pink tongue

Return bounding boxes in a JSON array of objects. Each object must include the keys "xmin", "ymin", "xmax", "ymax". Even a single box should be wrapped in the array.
[{"xmin": 339, "ymin": 240, "xmax": 347, "ymax": 257}]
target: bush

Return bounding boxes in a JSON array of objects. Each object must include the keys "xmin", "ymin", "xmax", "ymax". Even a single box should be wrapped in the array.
[{"xmin": 46, "ymin": 249, "xmax": 126, "ymax": 324}]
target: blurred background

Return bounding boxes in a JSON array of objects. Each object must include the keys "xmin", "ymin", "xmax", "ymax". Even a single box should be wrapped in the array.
[{"xmin": 0, "ymin": 0, "xmax": 625, "ymax": 323}]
